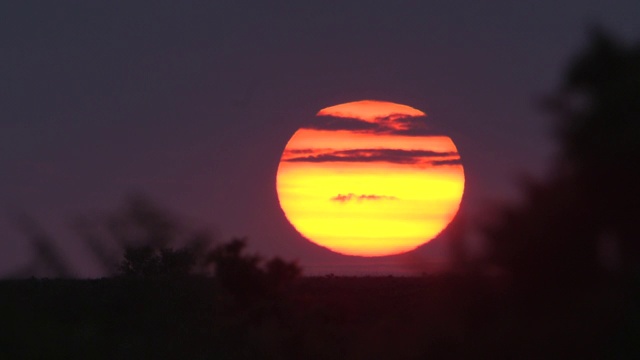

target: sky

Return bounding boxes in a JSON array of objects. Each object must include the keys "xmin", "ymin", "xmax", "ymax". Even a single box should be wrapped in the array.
[{"xmin": 2, "ymin": 1, "xmax": 640, "ymax": 277}]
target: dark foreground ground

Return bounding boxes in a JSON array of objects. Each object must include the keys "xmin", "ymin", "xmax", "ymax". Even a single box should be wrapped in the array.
[{"xmin": 1, "ymin": 275, "xmax": 638, "ymax": 359}]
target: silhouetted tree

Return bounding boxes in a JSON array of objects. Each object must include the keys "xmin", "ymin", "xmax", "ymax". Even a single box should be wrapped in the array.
[
  {"xmin": 484, "ymin": 29, "xmax": 640, "ymax": 287},
  {"xmin": 483, "ymin": 177, "xmax": 600, "ymax": 286},
  {"xmin": 550, "ymin": 29, "xmax": 640, "ymax": 275}
]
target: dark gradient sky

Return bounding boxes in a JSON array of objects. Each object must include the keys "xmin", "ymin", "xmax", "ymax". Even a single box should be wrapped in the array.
[{"xmin": 2, "ymin": 1, "xmax": 639, "ymax": 277}]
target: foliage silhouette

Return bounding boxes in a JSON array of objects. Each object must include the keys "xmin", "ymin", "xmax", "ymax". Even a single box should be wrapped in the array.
[
  {"xmin": 8, "ymin": 213, "xmax": 75, "ymax": 278},
  {"xmin": 553, "ymin": 29, "xmax": 640, "ymax": 275},
  {"xmin": 101, "ymin": 196, "xmax": 303, "ymax": 298},
  {"xmin": 484, "ymin": 29, "xmax": 640, "ymax": 287},
  {"xmin": 206, "ymin": 237, "xmax": 301, "ymax": 301},
  {"xmin": 119, "ymin": 245, "xmax": 197, "ymax": 279},
  {"xmin": 107, "ymin": 194, "xmax": 181, "ymax": 249},
  {"xmin": 77, "ymin": 193, "xmax": 215, "ymax": 276},
  {"xmin": 265, "ymin": 256, "xmax": 303, "ymax": 291}
]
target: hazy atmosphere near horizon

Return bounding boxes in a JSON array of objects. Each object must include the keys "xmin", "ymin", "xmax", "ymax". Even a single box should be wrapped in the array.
[{"xmin": 2, "ymin": 1, "xmax": 640, "ymax": 277}]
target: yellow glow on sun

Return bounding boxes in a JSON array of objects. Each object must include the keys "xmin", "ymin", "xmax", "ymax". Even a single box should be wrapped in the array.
[
  {"xmin": 276, "ymin": 100, "xmax": 465, "ymax": 256},
  {"xmin": 317, "ymin": 100, "xmax": 426, "ymax": 122}
]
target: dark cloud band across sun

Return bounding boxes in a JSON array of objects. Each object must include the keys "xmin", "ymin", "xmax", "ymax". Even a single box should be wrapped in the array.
[
  {"xmin": 430, "ymin": 158, "xmax": 463, "ymax": 166},
  {"xmin": 303, "ymin": 115, "xmax": 440, "ymax": 136},
  {"xmin": 283, "ymin": 148, "xmax": 459, "ymax": 165}
]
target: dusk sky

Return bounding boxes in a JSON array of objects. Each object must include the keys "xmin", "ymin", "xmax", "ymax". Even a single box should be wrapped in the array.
[{"xmin": 2, "ymin": 1, "xmax": 640, "ymax": 277}]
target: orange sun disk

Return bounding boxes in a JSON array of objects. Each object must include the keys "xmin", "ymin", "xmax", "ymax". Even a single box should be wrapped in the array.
[{"xmin": 276, "ymin": 100, "xmax": 465, "ymax": 257}]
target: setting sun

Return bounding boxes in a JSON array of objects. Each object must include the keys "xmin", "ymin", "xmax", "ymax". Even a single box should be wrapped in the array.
[{"xmin": 276, "ymin": 100, "xmax": 465, "ymax": 256}]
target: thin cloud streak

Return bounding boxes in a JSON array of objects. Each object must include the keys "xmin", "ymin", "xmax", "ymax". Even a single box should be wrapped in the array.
[
  {"xmin": 331, "ymin": 193, "xmax": 398, "ymax": 203},
  {"xmin": 284, "ymin": 148, "xmax": 459, "ymax": 165},
  {"xmin": 430, "ymin": 158, "xmax": 463, "ymax": 166},
  {"xmin": 304, "ymin": 116, "xmax": 380, "ymax": 131}
]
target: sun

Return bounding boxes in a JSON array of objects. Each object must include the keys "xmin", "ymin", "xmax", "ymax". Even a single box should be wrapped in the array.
[{"xmin": 276, "ymin": 100, "xmax": 465, "ymax": 256}]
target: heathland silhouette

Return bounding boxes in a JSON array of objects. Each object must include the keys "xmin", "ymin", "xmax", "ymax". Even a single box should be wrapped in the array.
[{"xmin": 2, "ymin": 29, "xmax": 639, "ymax": 358}]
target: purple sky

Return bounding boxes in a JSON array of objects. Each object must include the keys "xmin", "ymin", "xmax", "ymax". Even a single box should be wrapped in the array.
[{"xmin": 2, "ymin": 1, "xmax": 640, "ymax": 277}]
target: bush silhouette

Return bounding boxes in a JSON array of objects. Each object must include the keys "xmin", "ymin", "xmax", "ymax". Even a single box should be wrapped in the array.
[
  {"xmin": 118, "ymin": 245, "xmax": 197, "ymax": 279},
  {"xmin": 98, "ymin": 195, "xmax": 302, "ymax": 298},
  {"xmin": 100, "ymin": 195, "xmax": 303, "ymax": 299},
  {"xmin": 206, "ymin": 237, "xmax": 301, "ymax": 301}
]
